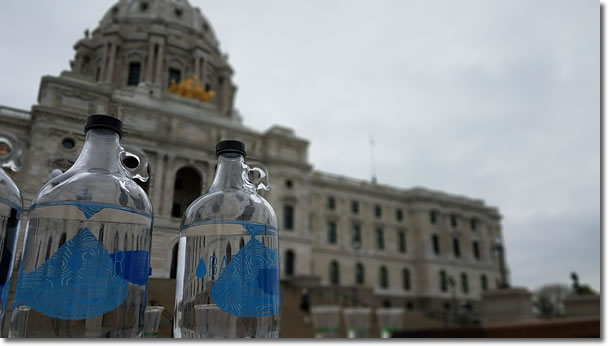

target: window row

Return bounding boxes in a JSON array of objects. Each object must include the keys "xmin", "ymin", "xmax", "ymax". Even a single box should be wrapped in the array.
[
  {"xmin": 329, "ymin": 261, "xmax": 412, "ymax": 291},
  {"xmin": 429, "ymin": 210, "xmax": 481, "ymax": 231},
  {"xmin": 431, "ymin": 234, "xmax": 484, "ymax": 260},
  {"xmin": 438, "ymin": 270, "xmax": 489, "ymax": 294},
  {"xmin": 328, "ymin": 222, "xmax": 407, "ymax": 253},
  {"xmin": 325, "ymin": 196, "xmax": 404, "ymax": 222},
  {"xmin": 119, "ymin": 62, "xmax": 215, "ymax": 91}
]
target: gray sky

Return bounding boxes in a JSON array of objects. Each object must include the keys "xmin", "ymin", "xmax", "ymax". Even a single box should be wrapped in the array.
[{"xmin": 0, "ymin": 0, "xmax": 600, "ymax": 291}]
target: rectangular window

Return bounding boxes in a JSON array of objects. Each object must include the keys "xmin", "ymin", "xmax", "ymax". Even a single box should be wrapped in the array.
[
  {"xmin": 351, "ymin": 201, "xmax": 359, "ymax": 214},
  {"xmin": 461, "ymin": 273, "xmax": 469, "ymax": 294},
  {"xmin": 327, "ymin": 196, "xmax": 336, "ymax": 210},
  {"xmin": 375, "ymin": 227, "xmax": 384, "ymax": 250},
  {"xmin": 453, "ymin": 237, "xmax": 461, "ymax": 258},
  {"xmin": 352, "ymin": 224, "xmax": 361, "ymax": 248},
  {"xmin": 283, "ymin": 205, "xmax": 294, "ymax": 230},
  {"xmin": 473, "ymin": 241, "xmax": 480, "ymax": 260},
  {"xmin": 327, "ymin": 221, "xmax": 337, "ymax": 244},
  {"xmin": 432, "ymin": 234, "xmax": 440, "ymax": 255},
  {"xmin": 430, "ymin": 211, "xmax": 438, "ymax": 224},
  {"xmin": 398, "ymin": 231, "xmax": 406, "ymax": 253},
  {"xmin": 168, "ymin": 68, "xmax": 181, "ymax": 87},
  {"xmin": 396, "ymin": 208, "xmax": 403, "ymax": 222},
  {"xmin": 471, "ymin": 218, "xmax": 478, "ymax": 230},
  {"xmin": 127, "ymin": 62, "xmax": 141, "ymax": 86},
  {"xmin": 375, "ymin": 205, "xmax": 382, "ymax": 218},
  {"xmin": 402, "ymin": 268, "xmax": 411, "ymax": 291},
  {"xmin": 451, "ymin": 214, "xmax": 458, "ymax": 228}
]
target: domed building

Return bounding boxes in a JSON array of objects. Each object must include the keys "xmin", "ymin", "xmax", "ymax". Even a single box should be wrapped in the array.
[{"xmin": 0, "ymin": 0, "xmax": 508, "ymax": 337}]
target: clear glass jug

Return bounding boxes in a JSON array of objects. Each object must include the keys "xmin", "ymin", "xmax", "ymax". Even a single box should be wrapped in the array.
[
  {"xmin": 11, "ymin": 114, "xmax": 153, "ymax": 338},
  {"xmin": 0, "ymin": 132, "xmax": 23, "ymax": 335},
  {"xmin": 174, "ymin": 140, "xmax": 280, "ymax": 338}
]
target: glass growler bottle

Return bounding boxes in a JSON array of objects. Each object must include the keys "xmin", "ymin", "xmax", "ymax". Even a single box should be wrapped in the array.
[
  {"xmin": 0, "ymin": 132, "xmax": 23, "ymax": 335},
  {"xmin": 10, "ymin": 115, "xmax": 153, "ymax": 338},
  {"xmin": 174, "ymin": 140, "xmax": 280, "ymax": 338}
]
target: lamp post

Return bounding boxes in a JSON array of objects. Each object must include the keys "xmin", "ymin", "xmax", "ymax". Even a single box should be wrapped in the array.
[{"xmin": 493, "ymin": 238, "xmax": 509, "ymax": 289}]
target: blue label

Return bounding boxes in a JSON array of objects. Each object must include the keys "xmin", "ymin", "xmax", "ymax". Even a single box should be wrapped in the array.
[
  {"xmin": 108, "ymin": 250, "xmax": 151, "ymax": 286},
  {"xmin": 14, "ymin": 228, "xmax": 129, "ymax": 320},
  {"xmin": 211, "ymin": 237, "xmax": 280, "ymax": 318}
]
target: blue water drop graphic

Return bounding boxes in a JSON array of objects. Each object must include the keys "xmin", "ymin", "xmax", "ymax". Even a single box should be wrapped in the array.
[
  {"xmin": 211, "ymin": 237, "xmax": 279, "ymax": 317},
  {"xmin": 14, "ymin": 228, "xmax": 129, "ymax": 320},
  {"xmin": 108, "ymin": 250, "xmax": 150, "ymax": 286},
  {"xmin": 196, "ymin": 258, "xmax": 207, "ymax": 278}
]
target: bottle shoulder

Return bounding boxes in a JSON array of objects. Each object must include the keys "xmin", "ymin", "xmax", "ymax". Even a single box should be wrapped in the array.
[
  {"xmin": 33, "ymin": 170, "xmax": 153, "ymax": 216},
  {"xmin": 183, "ymin": 189, "xmax": 277, "ymax": 228},
  {"xmin": 0, "ymin": 169, "xmax": 22, "ymax": 210}
]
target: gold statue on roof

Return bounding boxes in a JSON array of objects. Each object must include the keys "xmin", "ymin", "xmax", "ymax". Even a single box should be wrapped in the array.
[{"xmin": 168, "ymin": 75, "xmax": 216, "ymax": 103}]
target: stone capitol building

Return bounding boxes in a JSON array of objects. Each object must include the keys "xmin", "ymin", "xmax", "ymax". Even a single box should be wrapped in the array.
[{"xmin": 0, "ymin": 0, "xmax": 508, "ymax": 333}]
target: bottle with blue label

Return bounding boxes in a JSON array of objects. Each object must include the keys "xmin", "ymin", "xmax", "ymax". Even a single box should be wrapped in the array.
[
  {"xmin": 174, "ymin": 140, "xmax": 280, "ymax": 338},
  {"xmin": 0, "ymin": 132, "xmax": 23, "ymax": 335},
  {"xmin": 10, "ymin": 114, "xmax": 153, "ymax": 338}
]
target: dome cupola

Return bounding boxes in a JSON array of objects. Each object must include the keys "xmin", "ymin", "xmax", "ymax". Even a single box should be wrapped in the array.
[{"xmin": 71, "ymin": 0, "xmax": 237, "ymax": 117}]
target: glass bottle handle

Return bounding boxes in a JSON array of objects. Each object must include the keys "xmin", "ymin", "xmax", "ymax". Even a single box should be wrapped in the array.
[
  {"xmin": 119, "ymin": 145, "xmax": 149, "ymax": 182},
  {"xmin": 246, "ymin": 165, "xmax": 270, "ymax": 192},
  {"xmin": 0, "ymin": 132, "xmax": 22, "ymax": 172}
]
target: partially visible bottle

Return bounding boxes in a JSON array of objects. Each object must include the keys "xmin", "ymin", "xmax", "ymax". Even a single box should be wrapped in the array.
[
  {"xmin": 11, "ymin": 114, "xmax": 153, "ymax": 338},
  {"xmin": 0, "ymin": 132, "xmax": 23, "ymax": 335},
  {"xmin": 174, "ymin": 140, "xmax": 280, "ymax": 338}
]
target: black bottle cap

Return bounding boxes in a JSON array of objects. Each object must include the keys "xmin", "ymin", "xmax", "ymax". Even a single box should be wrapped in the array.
[
  {"xmin": 84, "ymin": 114, "xmax": 123, "ymax": 138},
  {"xmin": 216, "ymin": 140, "xmax": 246, "ymax": 157}
]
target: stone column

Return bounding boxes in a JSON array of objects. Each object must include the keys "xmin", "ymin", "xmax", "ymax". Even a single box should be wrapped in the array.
[
  {"xmin": 201, "ymin": 58, "xmax": 207, "ymax": 86},
  {"xmin": 145, "ymin": 43, "xmax": 155, "ymax": 82},
  {"xmin": 152, "ymin": 151, "xmax": 165, "ymax": 212},
  {"xmin": 194, "ymin": 57, "xmax": 200, "ymax": 81},
  {"xmin": 161, "ymin": 155, "xmax": 175, "ymax": 216},
  {"xmin": 99, "ymin": 42, "xmax": 109, "ymax": 83},
  {"xmin": 154, "ymin": 42, "xmax": 165, "ymax": 86},
  {"xmin": 105, "ymin": 42, "xmax": 118, "ymax": 82}
]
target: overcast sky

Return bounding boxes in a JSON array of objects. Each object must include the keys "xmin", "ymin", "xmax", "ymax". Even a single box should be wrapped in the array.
[{"xmin": 0, "ymin": 0, "xmax": 600, "ymax": 291}]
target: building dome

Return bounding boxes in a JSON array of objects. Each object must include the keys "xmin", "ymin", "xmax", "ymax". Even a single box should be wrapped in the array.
[
  {"xmin": 98, "ymin": 0, "xmax": 220, "ymax": 48},
  {"xmin": 71, "ymin": 0, "xmax": 237, "ymax": 117}
]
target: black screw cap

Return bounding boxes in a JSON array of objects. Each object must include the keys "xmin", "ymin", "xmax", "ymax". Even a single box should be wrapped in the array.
[
  {"xmin": 85, "ymin": 114, "xmax": 123, "ymax": 138},
  {"xmin": 216, "ymin": 139, "xmax": 246, "ymax": 157}
]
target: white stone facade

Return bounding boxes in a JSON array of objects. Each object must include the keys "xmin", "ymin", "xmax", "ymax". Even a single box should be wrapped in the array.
[{"xmin": 0, "ymin": 0, "xmax": 508, "ymax": 316}]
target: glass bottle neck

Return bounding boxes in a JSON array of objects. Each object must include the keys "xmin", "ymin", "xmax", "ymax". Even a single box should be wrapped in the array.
[
  {"xmin": 70, "ymin": 128, "xmax": 122, "ymax": 173},
  {"xmin": 208, "ymin": 154, "xmax": 248, "ymax": 192}
]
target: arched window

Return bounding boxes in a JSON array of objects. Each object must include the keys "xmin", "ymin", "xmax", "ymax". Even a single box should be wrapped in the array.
[
  {"xmin": 402, "ymin": 268, "xmax": 411, "ymax": 291},
  {"xmin": 439, "ymin": 270, "xmax": 448, "ymax": 292},
  {"xmin": 461, "ymin": 272, "xmax": 469, "ymax": 294},
  {"xmin": 172, "ymin": 166, "xmax": 202, "ymax": 218},
  {"xmin": 481, "ymin": 274, "xmax": 488, "ymax": 292},
  {"xmin": 355, "ymin": 262, "xmax": 365, "ymax": 285},
  {"xmin": 170, "ymin": 243, "xmax": 178, "ymax": 279},
  {"xmin": 379, "ymin": 265, "xmax": 389, "ymax": 289},
  {"xmin": 329, "ymin": 260, "xmax": 340, "ymax": 285},
  {"xmin": 285, "ymin": 250, "xmax": 295, "ymax": 276}
]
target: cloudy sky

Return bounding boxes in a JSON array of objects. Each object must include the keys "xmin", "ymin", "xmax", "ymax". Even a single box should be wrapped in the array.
[{"xmin": 0, "ymin": 0, "xmax": 600, "ymax": 291}]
